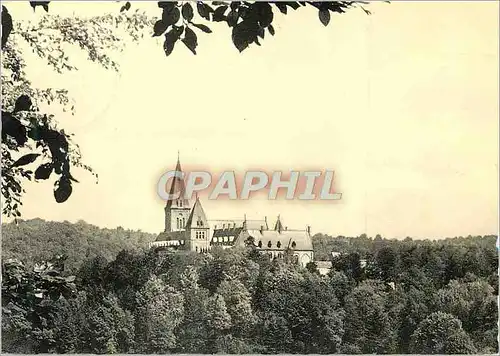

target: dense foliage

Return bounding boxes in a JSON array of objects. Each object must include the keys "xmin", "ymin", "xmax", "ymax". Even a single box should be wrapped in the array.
[
  {"xmin": 1, "ymin": 219, "xmax": 156, "ymax": 274},
  {"xmin": 2, "ymin": 222, "xmax": 498, "ymax": 354}
]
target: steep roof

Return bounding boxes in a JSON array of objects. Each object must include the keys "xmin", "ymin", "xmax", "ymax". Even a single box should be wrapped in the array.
[
  {"xmin": 234, "ymin": 229, "xmax": 314, "ymax": 252},
  {"xmin": 185, "ymin": 197, "xmax": 209, "ymax": 229},
  {"xmin": 165, "ymin": 156, "xmax": 191, "ymax": 209},
  {"xmin": 155, "ymin": 230, "xmax": 185, "ymax": 242}
]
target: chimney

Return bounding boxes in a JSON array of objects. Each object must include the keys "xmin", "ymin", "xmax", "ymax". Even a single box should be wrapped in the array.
[
  {"xmin": 260, "ymin": 225, "xmax": 264, "ymax": 234},
  {"xmin": 306, "ymin": 225, "xmax": 311, "ymax": 235}
]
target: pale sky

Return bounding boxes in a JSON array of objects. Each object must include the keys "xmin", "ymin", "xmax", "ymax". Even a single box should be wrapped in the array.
[{"xmin": 3, "ymin": 1, "xmax": 499, "ymax": 239}]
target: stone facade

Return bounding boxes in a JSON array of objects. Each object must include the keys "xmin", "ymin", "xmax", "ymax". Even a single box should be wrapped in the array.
[{"xmin": 149, "ymin": 156, "xmax": 315, "ymax": 267}]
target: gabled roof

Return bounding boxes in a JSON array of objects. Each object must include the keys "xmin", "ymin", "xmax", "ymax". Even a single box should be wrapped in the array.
[{"xmin": 185, "ymin": 197, "xmax": 209, "ymax": 229}]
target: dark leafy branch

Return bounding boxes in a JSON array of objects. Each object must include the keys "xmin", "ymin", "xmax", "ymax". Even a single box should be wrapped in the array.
[{"xmin": 153, "ymin": 1, "xmax": 370, "ymax": 55}]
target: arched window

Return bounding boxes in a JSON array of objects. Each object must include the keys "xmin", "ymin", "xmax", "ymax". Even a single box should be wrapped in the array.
[
  {"xmin": 176, "ymin": 217, "xmax": 180, "ymax": 229},
  {"xmin": 277, "ymin": 241, "xmax": 281, "ymax": 248},
  {"xmin": 258, "ymin": 240, "xmax": 262, "ymax": 248},
  {"xmin": 267, "ymin": 241, "xmax": 272, "ymax": 248},
  {"xmin": 182, "ymin": 218, "xmax": 186, "ymax": 228}
]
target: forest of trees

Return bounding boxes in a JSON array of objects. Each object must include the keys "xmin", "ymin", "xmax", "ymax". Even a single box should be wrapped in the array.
[{"xmin": 2, "ymin": 219, "xmax": 498, "ymax": 354}]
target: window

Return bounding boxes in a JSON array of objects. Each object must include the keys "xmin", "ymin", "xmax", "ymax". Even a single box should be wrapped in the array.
[
  {"xmin": 291, "ymin": 241, "xmax": 296, "ymax": 248},
  {"xmin": 268, "ymin": 241, "xmax": 272, "ymax": 248},
  {"xmin": 258, "ymin": 240, "xmax": 262, "ymax": 248},
  {"xmin": 176, "ymin": 218, "xmax": 180, "ymax": 229},
  {"xmin": 277, "ymin": 241, "xmax": 281, "ymax": 248},
  {"xmin": 229, "ymin": 236, "xmax": 234, "ymax": 242},
  {"xmin": 223, "ymin": 236, "xmax": 228, "ymax": 243},
  {"xmin": 196, "ymin": 246, "xmax": 198, "ymax": 252}
]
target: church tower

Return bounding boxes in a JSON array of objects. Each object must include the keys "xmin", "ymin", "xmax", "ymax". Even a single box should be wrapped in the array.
[
  {"xmin": 164, "ymin": 153, "xmax": 191, "ymax": 232},
  {"xmin": 185, "ymin": 195, "xmax": 210, "ymax": 252}
]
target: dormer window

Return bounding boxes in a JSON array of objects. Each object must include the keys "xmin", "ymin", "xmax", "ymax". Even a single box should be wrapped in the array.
[
  {"xmin": 268, "ymin": 241, "xmax": 272, "ymax": 248},
  {"xmin": 277, "ymin": 241, "xmax": 281, "ymax": 248},
  {"xmin": 258, "ymin": 240, "xmax": 262, "ymax": 248},
  {"xmin": 291, "ymin": 241, "xmax": 296, "ymax": 248}
]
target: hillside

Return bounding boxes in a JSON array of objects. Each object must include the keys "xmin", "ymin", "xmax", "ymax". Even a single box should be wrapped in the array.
[{"xmin": 1, "ymin": 219, "xmax": 157, "ymax": 274}]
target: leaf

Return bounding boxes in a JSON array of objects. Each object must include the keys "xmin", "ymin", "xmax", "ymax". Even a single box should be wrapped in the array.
[
  {"xmin": 29, "ymin": 1, "xmax": 50, "ymax": 12},
  {"xmin": 319, "ymin": 9, "xmax": 330, "ymax": 26},
  {"xmin": 120, "ymin": 1, "xmax": 131, "ymax": 12},
  {"xmin": 13, "ymin": 95, "xmax": 32, "ymax": 113},
  {"xmin": 213, "ymin": 5, "xmax": 228, "ymax": 22},
  {"xmin": 258, "ymin": 27, "xmax": 265, "ymax": 39},
  {"xmin": 153, "ymin": 19, "xmax": 168, "ymax": 37},
  {"xmin": 163, "ymin": 6, "xmax": 180, "ymax": 26},
  {"xmin": 274, "ymin": 3, "xmax": 287, "ymax": 14},
  {"xmin": 182, "ymin": 27, "xmax": 197, "ymax": 55},
  {"xmin": 182, "ymin": 3, "xmax": 193, "ymax": 22},
  {"xmin": 158, "ymin": 1, "xmax": 176, "ymax": 10},
  {"xmin": 164, "ymin": 27, "xmax": 181, "ymax": 56},
  {"xmin": 1, "ymin": 6, "xmax": 13, "ymax": 49},
  {"xmin": 226, "ymin": 10, "xmax": 238, "ymax": 27},
  {"xmin": 54, "ymin": 177, "xmax": 72, "ymax": 203},
  {"xmin": 192, "ymin": 23, "xmax": 212, "ymax": 33},
  {"xmin": 232, "ymin": 23, "xmax": 250, "ymax": 52},
  {"xmin": 268, "ymin": 24, "xmax": 275, "ymax": 36},
  {"xmin": 197, "ymin": 2, "xmax": 213, "ymax": 20},
  {"xmin": 34, "ymin": 163, "xmax": 53, "ymax": 180},
  {"xmin": 2, "ymin": 112, "xmax": 27, "ymax": 145},
  {"xmin": 11, "ymin": 154, "xmax": 40, "ymax": 168},
  {"xmin": 256, "ymin": 3, "xmax": 273, "ymax": 27}
]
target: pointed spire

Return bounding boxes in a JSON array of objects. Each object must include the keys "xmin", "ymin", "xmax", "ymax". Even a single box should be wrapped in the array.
[
  {"xmin": 274, "ymin": 214, "xmax": 284, "ymax": 233},
  {"xmin": 166, "ymin": 152, "xmax": 190, "ymax": 209}
]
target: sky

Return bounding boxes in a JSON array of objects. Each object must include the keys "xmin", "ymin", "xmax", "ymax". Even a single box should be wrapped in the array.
[{"xmin": 3, "ymin": 1, "xmax": 499, "ymax": 239}]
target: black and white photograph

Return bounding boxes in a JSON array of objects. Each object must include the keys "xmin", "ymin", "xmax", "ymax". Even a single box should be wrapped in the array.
[{"xmin": 1, "ymin": 1, "xmax": 498, "ymax": 354}]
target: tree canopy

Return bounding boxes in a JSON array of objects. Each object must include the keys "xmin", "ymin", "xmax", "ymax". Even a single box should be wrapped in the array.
[{"xmin": 2, "ymin": 223, "xmax": 497, "ymax": 353}]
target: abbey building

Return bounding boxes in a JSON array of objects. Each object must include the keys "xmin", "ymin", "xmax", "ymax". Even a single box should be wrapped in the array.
[{"xmin": 149, "ymin": 156, "xmax": 315, "ymax": 267}]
